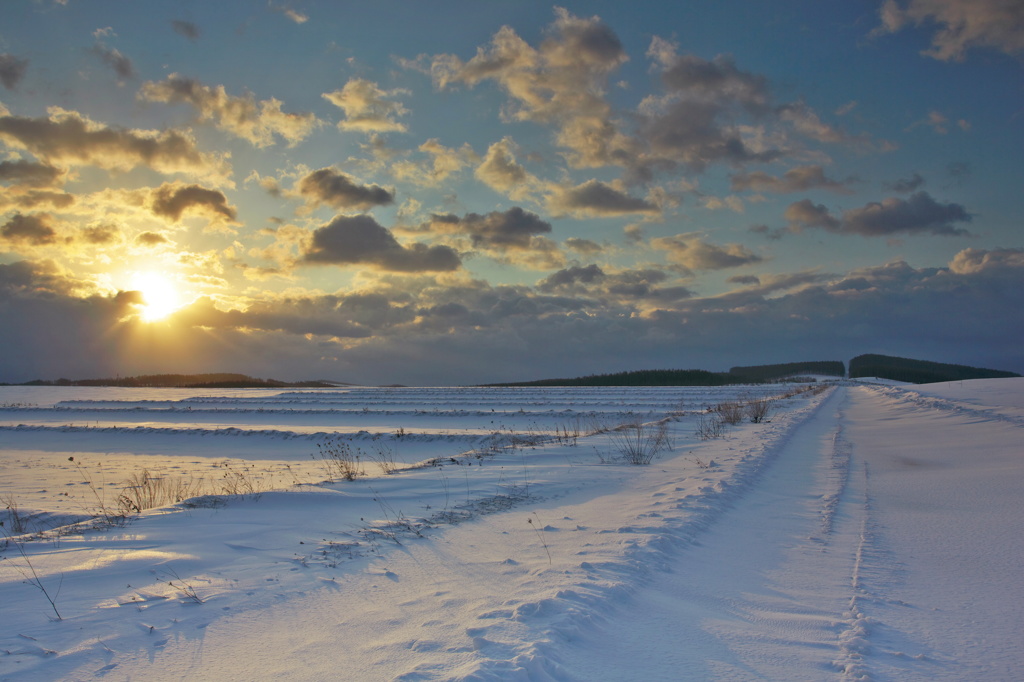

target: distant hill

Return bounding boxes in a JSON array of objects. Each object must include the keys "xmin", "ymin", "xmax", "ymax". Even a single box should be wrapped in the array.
[
  {"xmin": 10, "ymin": 373, "xmax": 341, "ymax": 389},
  {"xmin": 487, "ymin": 369, "xmax": 734, "ymax": 387},
  {"xmin": 728, "ymin": 361, "xmax": 845, "ymax": 383},
  {"xmin": 492, "ymin": 361, "xmax": 849, "ymax": 387},
  {"xmin": 849, "ymin": 354, "xmax": 1020, "ymax": 384}
]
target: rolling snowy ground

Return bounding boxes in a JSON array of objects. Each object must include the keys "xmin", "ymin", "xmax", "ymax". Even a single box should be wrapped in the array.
[{"xmin": 0, "ymin": 380, "xmax": 1020, "ymax": 681}]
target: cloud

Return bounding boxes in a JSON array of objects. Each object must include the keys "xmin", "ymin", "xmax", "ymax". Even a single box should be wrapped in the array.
[
  {"xmin": 0, "ymin": 54, "xmax": 29, "ymax": 90},
  {"xmin": 537, "ymin": 263, "xmax": 606, "ymax": 293},
  {"xmin": 0, "ymin": 188, "xmax": 74, "ymax": 213},
  {"xmin": 139, "ymin": 74, "xmax": 319, "ymax": 147},
  {"xmin": 270, "ymin": 3, "xmax": 309, "ymax": 24},
  {"xmin": 535, "ymin": 264, "xmax": 684, "ymax": 302},
  {"xmin": 302, "ymin": 214, "xmax": 461, "ymax": 272},
  {"xmin": 886, "ymin": 172, "xmax": 925, "ymax": 193},
  {"xmin": 176, "ymin": 295, "xmax": 376, "ymax": 339},
  {"xmin": 90, "ymin": 43, "xmax": 135, "ymax": 80},
  {"xmin": 81, "ymin": 224, "xmax": 121, "ymax": 245},
  {"xmin": 475, "ymin": 137, "xmax": 544, "ymax": 200},
  {"xmin": 635, "ymin": 42, "xmax": 883, "ymax": 178},
  {"xmin": 784, "ymin": 199, "xmax": 841, "ymax": 232},
  {"xmin": 322, "ymin": 78, "xmax": 409, "ymax": 133},
  {"xmin": 0, "ymin": 107, "xmax": 230, "ymax": 182},
  {"xmin": 391, "ymin": 138, "xmax": 477, "ymax": 187},
  {"xmin": 906, "ymin": 110, "xmax": 969, "ymax": 134},
  {"xmin": 948, "ymin": 247, "xmax": 1024, "ymax": 274},
  {"xmin": 430, "ymin": 8, "xmax": 632, "ymax": 169},
  {"xmin": 635, "ymin": 38, "xmax": 786, "ymax": 173},
  {"xmin": 548, "ymin": 179, "xmax": 659, "ymax": 217},
  {"xmin": 731, "ymin": 165, "xmax": 852, "ymax": 194},
  {"xmin": 135, "ymin": 231, "xmax": 171, "ymax": 247},
  {"xmin": 786, "ymin": 192, "xmax": 972, "ymax": 236},
  {"xmin": 415, "ymin": 208, "xmax": 565, "ymax": 270},
  {"xmin": 171, "ymin": 20, "xmax": 201, "ymax": 41},
  {"xmin": 427, "ymin": 8, "xmax": 872, "ymax": 183},
  {"xmin": 652, "ymin": 235, "xmax": 763, "ymax": 270},
  {"xmin": 148, "ymin": 182, "xmax": 238, "ymax": 227},
  {"xmin": 1, "ymin": 213, "xmax": 57, "ymax": 245},
  {"xmin": 3, "ymin": 250, "xmax": 1023, "ymax": 385},
  {"xmin": 876, "ymin": 0, "xmax": 1024, "ymax": 60},
  {"xmin": 297, "ymin": 167, "xmax": 395, "ymax": 210},
  {"xmin": 564, "ymin": 237, "xmax": 603, "ymax": 255},
  {"xmin": 0, "ymin": 159, "xmax": 63, "ymax": 187},
  {"xmin": 649, "ymin": 43, "xmax": 769, "ymax": 114},
  {"xmin": 702, "ymin": 195, "xmax": 745, "ymax": 213},
  {"xmin": 726, "ymin": 270, "xmax": 834, "ymax": 297},
  {"xmin": 427, "ymin": 207, "xmax": 552, "ymax": 250}
]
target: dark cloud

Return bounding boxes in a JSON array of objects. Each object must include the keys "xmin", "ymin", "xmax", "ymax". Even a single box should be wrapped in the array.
[
  {"xmin": 172, "ymin": 20, "xmax": 201, "ymax": 41},
  {"xmin": 2, "ymin": 248, "xmax": 1023, "ymax": 385},
  {"xmin": 636, "ymin": 97, "xmax": 780, "ymax": 173},
  {"xmin": 81, "ymin": 224, "xmax": 121, "ymax": 245},
  {"xmin": 177, "ymin": 295, "xmax": 374, "ymax": 339},
  {"xmin": 725, "ymin": 270, "xmax": 835, "ymax": 298},
  {"xmin": 731, "ymin": 165, "xmax": 852, "ymax": 194},
  {"xmin": 784, "ymin": 199, "xmax": 842, "ymax": 232},
  {"xmin": 549, "ymin": 179, "xmax": 658, "ymax": 217},
  {"xmin": 886, "ymin": 172, "xmax": 925, "ymax": 193},
  {"xmin": 0, "ymin": 160, "xmax": 63, "ymax": 187},
  {"xmin": 537, "ymin": 264, "xmax": 606, "ymax": 292},
  {"xmin": 636, "ymin": 40, "xmax": 787, "ymax": 173},
  {"xmin": 0, "ymin": 189, "xmax": 75, "ymax": 212},
  {"xmin": 1, "ymin": 213, "xmax": 57, "ymax": 245},
  {"xmin": 538, "ymin": 264, "xmax": 685, "ymax": 301},
  {"xmin": 0, "ymin": 109, "xmax": 228, "ymax": 181},
  {"xmin": 657, "ymin": 53, "xmax": 769, "ymax": 115},
  {"xmin": 297, "ymin": 168, "xmax": 394, "ymax": 210},
  {"xmin": 946, "ymin": 161, "xmax": 971, "ymax": 184},
  {"xmin": 0, "ymin": 53, "xmax": 29, "ymax": 90},
  {"xmin": 149, "ymin": 182, "xmax": 237, "ymax": 224},
  {"xmin": 415, "ymin": 208, "xmax": 564, "ymax": 270},
  {"xmin": 90, "ymin": 43, "xmax": 135, "ymax": 80},
  {"xmin": 429, "ymin": 207, "xmax": 551, "ymax": 250},
  {"xmin": 606, "ymin": 269, "xmax": 679, "ymax": 299},
  {"xmin": 786, "ymin": 192, "xmax": 972, "ymax": 237},
  {"xmin": 302, "ymin": 214, "xmax": 461, "ymax": 272},
  {"xmin": 845, "ymin": 192, "xmax": 972, "ymax": 236},
  {"xmin": 135, "ymin": 231, "xmax": 171, "ymax": 246}
]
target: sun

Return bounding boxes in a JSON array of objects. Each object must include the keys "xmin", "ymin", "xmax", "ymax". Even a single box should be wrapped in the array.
[{"xmin": 130, "ymin": 272, "xmax": 183, "ymax": 322}]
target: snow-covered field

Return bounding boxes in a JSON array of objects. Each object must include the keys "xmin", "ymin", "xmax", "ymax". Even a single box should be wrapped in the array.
[{"xmin": 0, "ymin": 380, "xmax": 1020, "ymax": 681}]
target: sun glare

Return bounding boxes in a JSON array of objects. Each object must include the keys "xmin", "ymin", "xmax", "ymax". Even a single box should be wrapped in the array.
[{"xmin": 131, "ymin": 272, "xmax": 182, "ymax": 322}]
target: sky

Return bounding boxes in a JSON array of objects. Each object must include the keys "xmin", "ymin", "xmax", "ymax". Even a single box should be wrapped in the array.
[{"xmin": 0, "ymin": 0, "xmax": 1022, "ymax": 385}]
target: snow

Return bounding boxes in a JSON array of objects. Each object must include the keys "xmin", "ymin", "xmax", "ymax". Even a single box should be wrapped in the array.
[{"xmin": 1, "ymin": 380, "xmax": 1020, "ymax": 680}]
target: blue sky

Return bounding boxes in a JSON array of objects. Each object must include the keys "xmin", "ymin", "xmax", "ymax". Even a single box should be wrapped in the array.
[{"xmin": 1, "ymin": 0, "xmax": 1022, "ymax": 384}]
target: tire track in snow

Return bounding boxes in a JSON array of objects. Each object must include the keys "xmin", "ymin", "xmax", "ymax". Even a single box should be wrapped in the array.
[
  {"xmin": 813, "ymin": 396, "xmax": 852, "ymax": 541},
  {"xmin": 833, "ymin": 461, "xmax": 873, "ymax": 680},
  {"xmin": 454, "ymin": 388, "xmax": 844, "ymax": 680}
]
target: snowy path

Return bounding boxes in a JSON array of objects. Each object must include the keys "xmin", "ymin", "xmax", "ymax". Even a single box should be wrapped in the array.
[
  {"xmin": 555, "ymin": 384, "xmax": 1024, "ymax": 681},
  {"xmin": 840, "ymin": 384, "xmax": 1024, "ymax": 681},
  {"xmin": 554, "ymin": 385, "xmax": 866, "ymax": 680}
]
